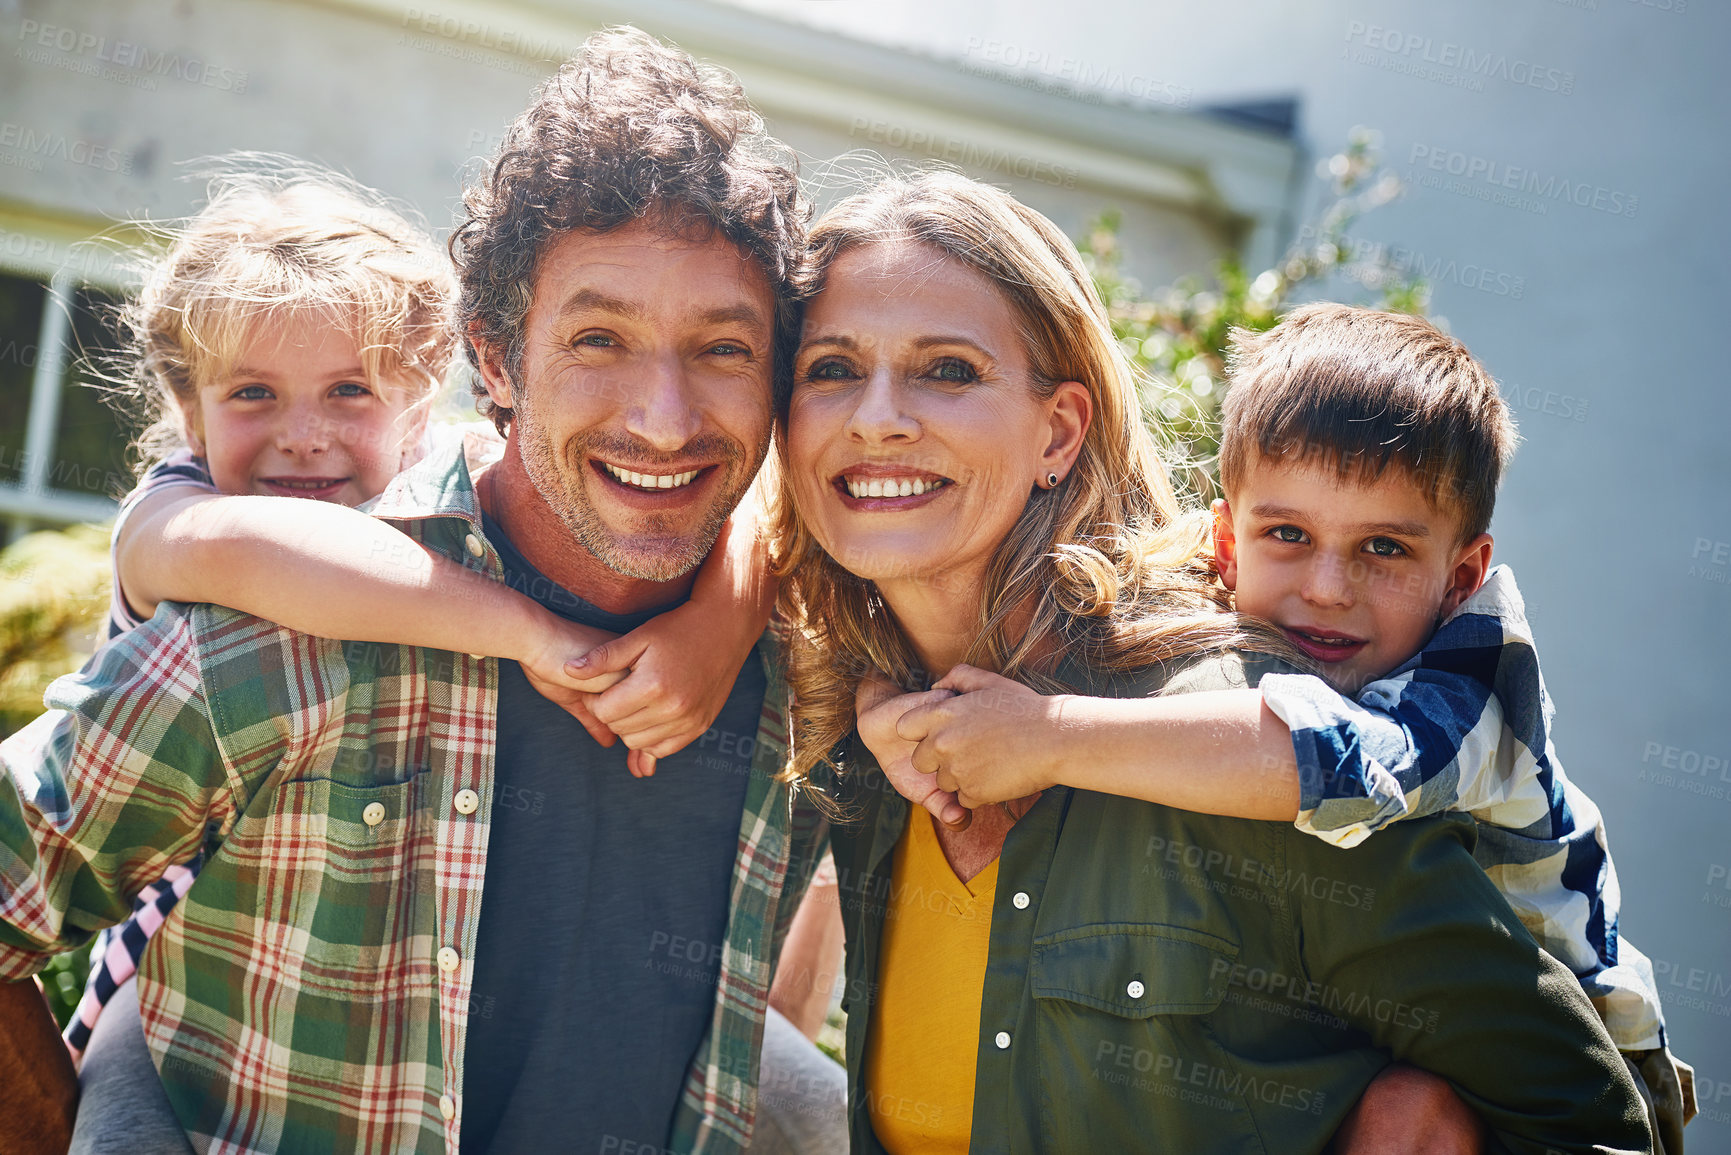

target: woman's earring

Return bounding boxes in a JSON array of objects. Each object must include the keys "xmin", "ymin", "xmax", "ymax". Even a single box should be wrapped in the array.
[{"xmin": 1047, "ymin": 472, "xmax": 1060, "ymax": 488}]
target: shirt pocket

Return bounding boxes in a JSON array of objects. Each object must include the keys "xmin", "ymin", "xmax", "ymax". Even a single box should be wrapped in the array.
[
  {"xmin": 1029, "ymin": 922, "xmax": 1266, "ymax": 1151},
  {"xmin": 211, "ymin": 774, "xmax": 432, "ymax": 1001}
]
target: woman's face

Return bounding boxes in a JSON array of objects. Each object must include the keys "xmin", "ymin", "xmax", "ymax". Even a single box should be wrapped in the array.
[{"xmin": 787, "ymin": 240, "xmax": 1087, "ymax": 599}]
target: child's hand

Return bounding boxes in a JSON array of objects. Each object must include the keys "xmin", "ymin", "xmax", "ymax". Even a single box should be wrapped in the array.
[
  {"xmin": 519, "ymin": 619, "xmax": 628, "ymax": 750},
  {"xmin": 566, "ymin": 600, "xmax": 743, "ymax": 779},
  {"xmin": 856, "ymin": 672, "xmax": 971, "ymax": 830},
  {"xmin": 892, "ymin": 664, "xmax": 1065, "ymax": 809}
]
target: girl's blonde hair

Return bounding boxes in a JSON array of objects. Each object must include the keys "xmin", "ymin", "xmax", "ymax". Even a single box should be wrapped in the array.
[
  {"xmin": 772, "ymin": 169, "xmax": 1295, "ymax": 788},
  {"xmin": 117, "ymin": 156, "xmax": 457, "ymax": 469}
]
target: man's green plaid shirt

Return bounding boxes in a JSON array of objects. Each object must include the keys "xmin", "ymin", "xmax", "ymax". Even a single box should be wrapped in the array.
[{"xmin": 0, "ymin": 443, "xmax": 828, "ymax": 1154}]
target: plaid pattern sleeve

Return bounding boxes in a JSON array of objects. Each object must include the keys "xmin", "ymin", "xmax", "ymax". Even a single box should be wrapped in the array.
[
  {"xmin": 1, "ymin": 442, "xmax": 816, "ymax": 1154},
  {"xmin": 1261, "ymin": 564, "xmax": 1667, "ymax": 1051},
  {"xmin": 0, "ymin": 612, "xmax": 232, "ymax": 973}
]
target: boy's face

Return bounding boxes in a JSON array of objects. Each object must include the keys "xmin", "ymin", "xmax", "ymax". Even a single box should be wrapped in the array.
[
  {"xmin": 1214, "ymin": 454, "xmax": 1494, "ymax": 693},
  {"xmin": 189, "ymin": 311, "xmax": 424, "ymax": 507}
]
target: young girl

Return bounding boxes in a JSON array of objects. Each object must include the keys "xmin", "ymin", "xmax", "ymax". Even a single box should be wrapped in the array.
[{"xmin": 62, "ymin": 161, "xmax": 774, "ymax": 1060}]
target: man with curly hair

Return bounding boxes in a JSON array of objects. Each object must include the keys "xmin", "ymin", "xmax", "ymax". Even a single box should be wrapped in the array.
[{"xmin": 0, "ymin": 28, "xmax": 838, "ymax": 1155}]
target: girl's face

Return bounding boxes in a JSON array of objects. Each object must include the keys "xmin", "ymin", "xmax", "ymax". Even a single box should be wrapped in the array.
[
  {"xmin": 188, "ymin": 311, "xmax": 425, "ymax": 505},
  {"xmin": 786, "ymin": 241, "xmax": 1088, "ymax": 601}
]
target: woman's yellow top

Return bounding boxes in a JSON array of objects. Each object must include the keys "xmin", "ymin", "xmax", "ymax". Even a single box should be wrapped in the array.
[{"xmin": 865, "ymin": 809, "xmax": 998, "ymax": 1154}]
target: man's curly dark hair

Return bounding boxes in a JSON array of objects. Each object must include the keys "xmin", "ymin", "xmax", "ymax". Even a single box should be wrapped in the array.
[{"xmin": 450, "ymin": 26, "xmax": 809, "ymax": 432}]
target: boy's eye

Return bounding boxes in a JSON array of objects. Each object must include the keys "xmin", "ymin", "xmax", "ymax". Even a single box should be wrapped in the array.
[
  {"xmin": 331, "ymin": 382, "xmax": 372, "ymax": 399},
  {"xmin": 1269, "ymin": 525, "xmax": 1307, "ymax": 544},
  {"xmin": 926, "ymin": 357, "xmax": 977, "ymax": 384},
  {"xmin": 232, "ymin": 385, "xmax": 272, "ymax": 401},
  {"xmin": 1365, "ymin": 537, "xmax": 1406, "ymax": 558}
]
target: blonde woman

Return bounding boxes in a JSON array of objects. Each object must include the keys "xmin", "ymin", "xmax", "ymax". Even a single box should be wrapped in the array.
[{"xmin": 771, "ymin": 171, "xmax": 1649, "ymax": 1154}]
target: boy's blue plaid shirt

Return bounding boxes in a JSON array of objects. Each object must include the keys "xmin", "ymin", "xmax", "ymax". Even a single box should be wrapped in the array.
[
  {"xmin": 1261, "ymin": 564, "xmax": 1665, "ymax": 1051},
  {"xmin": 0, "ymin": 441, "xmax": 828, "ymax": 1155}
]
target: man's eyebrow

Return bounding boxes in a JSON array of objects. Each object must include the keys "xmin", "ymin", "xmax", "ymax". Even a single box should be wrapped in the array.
[
  {"xmin": 554, "ymin": 287, "xmax": 644, "ymax": 321},
  {"xmin": 695, "ymin": 304, "xmax": 770, "ymax": 331}
]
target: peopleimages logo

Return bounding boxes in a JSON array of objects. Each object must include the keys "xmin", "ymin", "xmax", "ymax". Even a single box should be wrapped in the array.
[
  {"xmin": 1408, "ymin": 144, "xmax": 1637, "ymax": 219},
  {"xmin": 1342, "ymin": 22, "xmax": 1575, "ymax": 95}
]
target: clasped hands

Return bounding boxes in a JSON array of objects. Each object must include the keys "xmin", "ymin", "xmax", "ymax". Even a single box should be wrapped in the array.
[{"xmin": 855, "ymin": 665, "xmax": 1068, "ymax": 830}]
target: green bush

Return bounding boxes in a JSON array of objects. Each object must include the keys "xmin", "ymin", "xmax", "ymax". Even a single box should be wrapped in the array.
[{"xmin": 1077, "ymin": 128, "xmax": 1430, "ymax": 501}]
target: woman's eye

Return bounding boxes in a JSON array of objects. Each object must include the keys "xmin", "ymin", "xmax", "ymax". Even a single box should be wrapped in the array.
[
  {"xmin": 331, "ymin": 382, "xmax": 372, "ymax": 398},
  {"xmin": 232, "ymin": 385, "xmax": 271, "ymax": 401},
  {"xmin": 801, "ymin": 358, "xmax": 855, "ymax": 383},
  {"xmin": 708, "ymin": 341, "xmax": 748, "ymax": 357},
  {"xmin": 1270, "ymin": 525, "xmax": 1307, "ymax": 544},
  {"xmin": 1366, "ymin": 537, "xmax": 1406, "ymax": 558},
  {"xmin": 927, "ymin": 358, "xmax": 977, "ymax": 383}
]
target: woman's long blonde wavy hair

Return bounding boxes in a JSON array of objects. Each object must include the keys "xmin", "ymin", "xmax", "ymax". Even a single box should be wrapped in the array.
[{"xmin": 772, "ymin": 169, "xmax": 1291, "ymax": 789}]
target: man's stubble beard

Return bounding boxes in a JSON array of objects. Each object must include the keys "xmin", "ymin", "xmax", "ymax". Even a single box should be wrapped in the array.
[{"xmin": 511, "ymin": 380, "xmax": 765, "ymax": 582}]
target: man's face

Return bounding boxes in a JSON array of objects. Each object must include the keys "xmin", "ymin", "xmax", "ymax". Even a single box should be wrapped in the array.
[
  {"xmin": 1215, "ymin": 454, "xmax": 1492, "ymax": 693},
  {"xmin": 483, "ymin": 218, "xmax": 776, "ymax": 580}
]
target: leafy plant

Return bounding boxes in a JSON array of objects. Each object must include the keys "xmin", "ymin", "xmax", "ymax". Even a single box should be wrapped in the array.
[{"xmin": 1077, "ymin": 127, "xmax": 1430, "ymax": 500}]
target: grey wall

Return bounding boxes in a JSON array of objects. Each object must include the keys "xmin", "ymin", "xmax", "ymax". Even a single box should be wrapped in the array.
[{"xmin": 732, "ymin": 0, "xmax": 1731, "ymax": 1142}]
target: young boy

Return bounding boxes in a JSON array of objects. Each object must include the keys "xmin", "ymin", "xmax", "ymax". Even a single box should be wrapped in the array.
[{"xmin": 862, "ymin": 303, "xmax": 1695, "ymax": 1151}]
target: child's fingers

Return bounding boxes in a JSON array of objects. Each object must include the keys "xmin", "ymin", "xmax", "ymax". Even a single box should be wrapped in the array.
[
  {"xmin": 566, "ymin": 632, "xmax": 650, "ymax": 678},
  {"xmin": 930, "ymin": 663, "xmax": 1014, "ymax": 695},
  {"xmin": 559, "ymin": 668, "xmax": 629, "ymax": 694},
  {"xmin": 890, "ymin": 689, "xmax": 958, "ymax": 744}
]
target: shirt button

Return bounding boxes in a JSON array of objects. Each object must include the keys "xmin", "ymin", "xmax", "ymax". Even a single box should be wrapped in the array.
[
  {"xmin": 453, "ymin": 789, "xmax": 480, "ymax": 815},
  {"xmin": 994, "ymin": 1031, "xmax": 1012, "ymax": 1050},
  {"xmin": 438, "ymin": 1093, "xmax": 456, "ymax": 1121},
  {"xmin": 1011, "ymin": 891, "xmax": 1030, "ymax": 910},
  {"xmin": 362, "ymin": 802, "xmax": 386, "ymax": 827},
  {"xmin": 464, "ymin": 533, "xmax": 484, "ymax": 558},
  {"xmin": 1127, "ymin": 980, "xmax": 1146, "ymax": 999},
  {"xmin": 437, "ymin": 946, "xmax": 461, "ymax": 974}
]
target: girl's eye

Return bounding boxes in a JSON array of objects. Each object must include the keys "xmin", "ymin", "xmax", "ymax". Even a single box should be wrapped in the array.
[
  {"xmin": 1270, "ymin": 525, "xmax": 1307, "ymax": 544},
  {"xmin": 331, "ymin": 382, "xmax": 372, "ymax": 399},
  {"xmin": 927, "ymin": 358, "xmax": 977, "ymax": 383},
  {"xmin": 232, "ymin": 385, "xmax": 271, "ymax": 401},
  {"xmin": 1366, "ymin": 537, "xmax": 1406, "ymax": 558}
]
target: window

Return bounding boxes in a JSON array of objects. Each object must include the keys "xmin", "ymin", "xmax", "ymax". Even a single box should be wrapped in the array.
[{"xmin": 0, "ymin": 269, "xmax": 138, "ymax": 541}]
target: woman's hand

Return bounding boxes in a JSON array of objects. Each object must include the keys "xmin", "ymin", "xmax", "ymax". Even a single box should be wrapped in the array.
[
  {"xmin": 855, "ymin": 673, "xmax": 971, "ymax": 829},
  {"xmin": 893, "ymin": 664, "xmax": 1067, "ymax": 809}
]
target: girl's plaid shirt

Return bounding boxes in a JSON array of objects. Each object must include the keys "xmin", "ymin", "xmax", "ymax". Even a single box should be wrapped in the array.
[{"xmin": 0, "ymin": 444, "xmax": 828, "ymax": 1154}]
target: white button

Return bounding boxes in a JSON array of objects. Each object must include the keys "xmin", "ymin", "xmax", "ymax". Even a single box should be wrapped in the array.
[
  {"xmin": 1127, "ymin": 980, "xmax": 1146, "ymax": 999},
  {"xmin": 468, "ymin": 652, "xmax": 486, "ymax": 661},
  {"xmin": 453, "ymin": 789, "xmax": 480, "ymax": 815},
  {"xmin": 464, "ymin": 533, "xmax": 484, "ymax": 558},
  {"xmin": 362, "ymin": 802, "xmax": 386, "ymax": 827},
  {"xmin": 994, "ymin": 1031, "xmax": 1012, "ymax": 1050},
  {"xmin": 1011, "ymin": 891, "xmax": 1030, "ymax": 910},
  {"xmin": 437, "ymin": 946, "xmax": 461, "ymax": 973},
  {"xmin": 438, "ymin": 1093, "xmax": 456, "ymax": 1120}
]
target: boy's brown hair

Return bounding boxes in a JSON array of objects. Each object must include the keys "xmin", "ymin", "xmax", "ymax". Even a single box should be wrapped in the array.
[{"xmin": 1218, "ymin": 303, "xmax": 1519, "ymax": 541}]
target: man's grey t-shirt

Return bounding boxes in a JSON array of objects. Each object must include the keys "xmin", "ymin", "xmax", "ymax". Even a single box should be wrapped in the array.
[{"xmin": 459, "ymin": 515, "xmax": 763, "ymax": 1154}]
